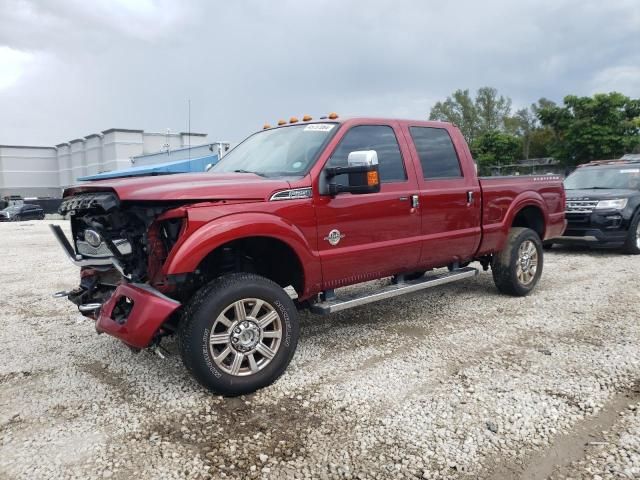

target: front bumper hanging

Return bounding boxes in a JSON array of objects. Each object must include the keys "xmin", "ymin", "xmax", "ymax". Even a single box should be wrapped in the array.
[
  {"xmin": 50, "ymin": 223, "xmax": 181, "ymax": 348},
  {"xmin": 95, "ymin": 283, "xmax": 181, "ymax": 349}
]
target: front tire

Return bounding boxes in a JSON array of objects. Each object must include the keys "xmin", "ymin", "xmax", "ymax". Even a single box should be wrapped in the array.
[
  {"xmin": 623, "ymin": 212, "xmax": 640, "ymax": 255},
  {"xmin": 492, "ymin": 227, "xmax": 543, "ymax": 296},
  {"xmin": 179, "ymin": 273, "xmax": 299, "ymax": 396}
]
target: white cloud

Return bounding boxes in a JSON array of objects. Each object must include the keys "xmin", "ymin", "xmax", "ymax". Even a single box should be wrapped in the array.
[
  {"xmin": 0, "ymin": 47, "xmax": 33, "ymax": 90},
  {"xmin": 590, "ymin": 65, "xmax": 640, "ymax": 95},
  {"xmin": 0, "ymin": 0, "xmax": 638, "ymax": 145}
]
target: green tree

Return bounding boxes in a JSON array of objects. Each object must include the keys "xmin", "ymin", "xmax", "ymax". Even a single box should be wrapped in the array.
[
  {"xmin": 505, "ymin": 107, "xmax": 537, "ymax": 159},
  {"xmin": 429, "ymin": 87, "xmax": 513, "ymax": 145},
  {"xmin": 429, "ymin": 89, "xmax": 479, "ymax": 144},
  {"xmin": 471, "ymin": 130, "xmax": 521, "ymax": 172},
  {"xmin": 476, "ymin": 87, "xmax": 512, "ymax": 132},
  {"xmin": 537, "ymin": 92, "xmax": 640, "ymax": 166}
]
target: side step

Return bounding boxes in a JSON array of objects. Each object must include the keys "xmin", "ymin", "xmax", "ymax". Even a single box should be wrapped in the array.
[{"xmin": 311, "ymin": 267, "xmax": 478, "ymax": 315}]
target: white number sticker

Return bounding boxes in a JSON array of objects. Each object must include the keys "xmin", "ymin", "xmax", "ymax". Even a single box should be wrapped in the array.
[
  {"xmin": 304, "ymin": 124, "xmax": 335, "ymax": 132},
  {"xmin": 620, "ymin": 169, "xmax": 640, "ymax": 173}
]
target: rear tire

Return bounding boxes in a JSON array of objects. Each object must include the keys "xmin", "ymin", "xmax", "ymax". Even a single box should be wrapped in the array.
[
  {"xmin": 622, "ymin": 211, "xmax": 640, "ymax": 255},
  {"xmin": 179, "ymin": 273, "xmax": 299, "ymax": 396},
  {"xmin": 492, "ymin": 227, "xmax": 543, "ymax": 296}
]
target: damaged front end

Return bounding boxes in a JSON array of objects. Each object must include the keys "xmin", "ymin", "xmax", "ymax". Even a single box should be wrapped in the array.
[{"xmin": 51, "ymin": 191, "xmax": 185, "ymax": 349}]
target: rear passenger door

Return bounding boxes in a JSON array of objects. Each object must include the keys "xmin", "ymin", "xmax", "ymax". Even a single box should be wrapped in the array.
[{"xmin": 403, "ymin": 124, "xmax": 481, "ymax": 268}]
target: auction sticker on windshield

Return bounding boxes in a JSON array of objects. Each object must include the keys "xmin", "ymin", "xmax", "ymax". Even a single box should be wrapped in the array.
[
  {"xmin": 620, "ymin": 169, "xmax": 640, "ymax": 173},
  {"xmin": 304, "ymin": 124, "xmax": 335, "ymax": 132}
]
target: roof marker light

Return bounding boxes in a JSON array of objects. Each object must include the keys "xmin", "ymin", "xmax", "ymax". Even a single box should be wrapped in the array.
[
  {"xmin": 278, "ymin": 119, "xmax": 286, "ymax": 126},
  {"xmin": 290, "ymin": 116, "xmax": 299, "ymax": 123},
  {"xmin": 302, "ymin": 115, "xmax": 312, "ymax": 121},
  {"xmin": 263, "ymin": 124, "xmax": 271, "ymax": 129},
  {"xmin": 328, "ymin": 112, "xmax": 339, "ymax": 119}
]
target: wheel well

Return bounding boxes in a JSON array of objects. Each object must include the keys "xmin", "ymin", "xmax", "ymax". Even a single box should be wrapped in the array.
[
  {"xmin": 196, "ymin": 236, "xmax": 304, "ymax": 295},
  {"xmin": 512, "ymin": 206, "xmax": 545, "ymax": 239}
]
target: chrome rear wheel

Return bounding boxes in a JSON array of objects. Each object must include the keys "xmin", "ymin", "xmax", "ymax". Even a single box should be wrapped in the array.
[{"xmin": 516, "ymin": 240, "xmax": 539, "ymax": 285}]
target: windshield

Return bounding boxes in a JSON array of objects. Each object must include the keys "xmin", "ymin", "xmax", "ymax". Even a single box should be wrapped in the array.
[
  {"xmin": 211, "ymin": 123, "xmax": 338, "ymax": 177},
  {"xmin": 564, "ymin": 167, "xmax": 640, "ymax": 190},
  {"xmin": 2, "ymin": 206, "xmax": 19, "ymax": 212}
]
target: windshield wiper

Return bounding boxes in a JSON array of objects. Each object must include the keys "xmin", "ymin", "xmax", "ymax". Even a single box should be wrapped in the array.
[{"xmin": 233, "ymin": 169, "xmax": 268, "ymax": 177}]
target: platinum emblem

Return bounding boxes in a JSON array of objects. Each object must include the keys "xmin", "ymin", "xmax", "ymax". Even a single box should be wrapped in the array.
[{"xmin": 324, "ymin": 229, "xmax": 345, "ymax": 246}]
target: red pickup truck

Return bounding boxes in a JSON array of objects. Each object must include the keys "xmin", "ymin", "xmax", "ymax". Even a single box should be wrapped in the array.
[{"xmin": 51, "ymin": 116, "xmax": 566, "ymax": 395}]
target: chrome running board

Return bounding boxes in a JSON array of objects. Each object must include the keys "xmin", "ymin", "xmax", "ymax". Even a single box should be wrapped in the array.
[{"xmin": 311, "ymin": 267, "xmax": 478, "ymax": 315}]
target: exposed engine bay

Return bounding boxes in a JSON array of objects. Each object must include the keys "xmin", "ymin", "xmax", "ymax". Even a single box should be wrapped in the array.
[{"xmin": 57, "ymin": 192, "xmax": 185, "ymax": 312}]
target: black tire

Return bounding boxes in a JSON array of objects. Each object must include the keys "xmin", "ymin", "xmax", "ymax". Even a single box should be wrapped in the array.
[
  {"xmin": 542, "ymin": 242, "xmax": 554, "ymax": 250},
  {"xmin": 622, "ymin": 211, "xmax": 640, "ymax": 255},
  {"xmin": 491, "ymin": 227, "xmax": 544, "ymax": 296},
  {"xmin": 179, "ymin": 273, "xmax": 299, "ymax": 396},
  {"xmin": 13, "ymin": 215, "xmax": 21, "ymax": 222}
]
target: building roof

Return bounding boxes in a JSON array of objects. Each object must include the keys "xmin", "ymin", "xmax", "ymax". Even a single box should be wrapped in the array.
[
  {"xmin": 101, "ymin": 128, "xmax": 144, "ymax": 135},
  {"xmin": 0, "ymin": 144, "xmax": 56, "ymax": 150}
]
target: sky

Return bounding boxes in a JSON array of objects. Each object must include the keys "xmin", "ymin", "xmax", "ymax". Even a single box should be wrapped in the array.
[{"xmin": 1, "ymin": 0, "xmax": 639, "ymax": 146}]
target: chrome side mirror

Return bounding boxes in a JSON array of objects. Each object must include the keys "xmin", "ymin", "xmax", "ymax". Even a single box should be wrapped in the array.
[{"xmin": 325, "ymin": 150, "xmax": 380, "ymax": 195}]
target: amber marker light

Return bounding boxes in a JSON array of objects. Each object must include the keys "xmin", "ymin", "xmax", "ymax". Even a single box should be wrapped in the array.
[
  {"xmin": 290, "ymin": 116, "xmax": 299, "ymax": 123},
  {"xmin": 277, "ymin": 119, "xmax": 286, "ymax": 126},
  {"xmin": 302, "ymin": 115, "xmax": 312, "ymax": 121},
  {"xmin": 263, "ymin": 124, "xmax": 271, "ymax": 129},
  {"xmin": 328, "ymin": 112, "xmax": 339, "ymax": 119},
  {"xmin": 367, "ymin": 171, "xmax": 379, "ymax": 186}
]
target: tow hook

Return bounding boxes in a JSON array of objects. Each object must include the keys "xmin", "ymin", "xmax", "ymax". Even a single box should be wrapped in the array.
[{"xmin": 52, "ymin": 290, "xmax": 71, "ymax": 298}]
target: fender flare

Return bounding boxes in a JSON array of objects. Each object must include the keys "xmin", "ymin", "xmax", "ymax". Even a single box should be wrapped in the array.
[
  {"xmin": 501, "ymin": 191, "xmax": 548, "ymax": 241},
  {"xmin": 162, "ymin": 212, "xmax": 320, "ymax": 295}
]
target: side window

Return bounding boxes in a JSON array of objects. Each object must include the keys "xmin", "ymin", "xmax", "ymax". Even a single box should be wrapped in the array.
[
  {"xmin": 328, "ymin": 125, "xmax": 407, "ymax": 183},
  {"xmin": 409, "ymin": 127, "xmax": 462, "ymax": 179}
]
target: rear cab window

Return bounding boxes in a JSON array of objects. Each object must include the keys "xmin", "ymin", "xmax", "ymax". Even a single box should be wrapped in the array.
[{"xmin": 409, "ymin": 127, "xmax": 462, "ymax": 179}]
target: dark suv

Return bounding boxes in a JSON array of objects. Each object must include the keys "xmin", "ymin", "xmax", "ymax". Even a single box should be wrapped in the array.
[
  {"xmin": 550, "ymin": 159, "xmax": 640, "ymax": 254},
  {"xmin": 0, "ymin": 204, "xmax": 45, "ymax": 222}
]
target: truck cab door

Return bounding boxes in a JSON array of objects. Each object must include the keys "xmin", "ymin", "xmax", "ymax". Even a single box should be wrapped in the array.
[
  {"xmin": 401, "ymin": 124, "xmax": 481, "ymax": 268},
  {"xmin": 313, "ymin": 122, "xmax": 422, "ymax": 289}
]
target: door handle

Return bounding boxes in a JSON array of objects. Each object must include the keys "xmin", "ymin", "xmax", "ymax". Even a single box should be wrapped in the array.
[
  {"xmin": 466, "ymin": 191, "xmax": 474, "ymax": 205},
  {"xmin": 399, "ymin": 195, "xmax": 420, "ymax": 210}
]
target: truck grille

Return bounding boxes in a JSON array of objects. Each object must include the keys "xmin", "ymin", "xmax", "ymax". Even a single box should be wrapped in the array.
[{"xmin": 566, "ymin": 200, "xmax": 598, "ymax": 214}]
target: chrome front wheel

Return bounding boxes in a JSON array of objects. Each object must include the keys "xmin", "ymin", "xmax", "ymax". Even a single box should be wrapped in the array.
[
  {"xmin": 209, "ymin": 298, "xmax": 282, "ymax": 376},
  {"xmin": 179, "ymin": 273, "xmax": 300, "ymax": 396}
]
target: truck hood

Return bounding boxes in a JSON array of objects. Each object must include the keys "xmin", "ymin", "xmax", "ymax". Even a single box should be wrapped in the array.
[
  {"xmin": 565, "ymin": 188, "xmax": 639, "ymax": 200},
  {"xmin": 63, "ymin": 173, "xmax": 293, "ymax": 202}
]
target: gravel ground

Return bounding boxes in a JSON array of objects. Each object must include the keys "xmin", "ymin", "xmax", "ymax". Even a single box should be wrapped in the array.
[{"xmin": 1, "ymin": 220, "xmax": 639, "ymax": 480}]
